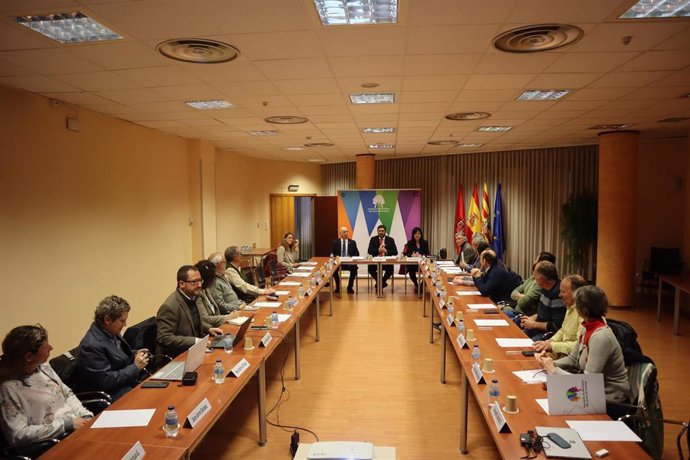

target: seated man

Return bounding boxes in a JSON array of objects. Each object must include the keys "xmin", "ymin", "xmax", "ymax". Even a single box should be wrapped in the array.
[
  {"xmin": 156, "ymin": 265, "xmax": 224, "ymax": 358},
  {"xmin": 367, "ymin": 224, "xmax": 398, "ymax": 290},
  {"xmin": 471, "ymin": 249, "xmax": 515, "ymax": 302},
  {"xmin": 518, "ymin": 261, "xmax": 566, "ymax": 341},
  {"xmin": 76, "ymin": 295, "xmax": 149, "ymax": 400},
  {"xmin": 533, "ymin": 274, "xmax": 587, "ymax": 358},
  {"xmin": 459, "ymin": 233, "xmax": 486, "ymax": 271},
  {"xmin": 331, "ymin": 226, "xmax": 359, "ymax": 294},
  {"xmin": 207, "ymin": 251, "xmax": 244, "ymax": 313},
  {"xmin": 454, "ymin": 232, "xmax": 477, "ymax": 267},
  {"xmin": 505, "ymin": 251, "xmax": 556, "ymax": 317},
  {"xmin": 224, "ymin": 246, "xmax": 276, "ymax": 303}
]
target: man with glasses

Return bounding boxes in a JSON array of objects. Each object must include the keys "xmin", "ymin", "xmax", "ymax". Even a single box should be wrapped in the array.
[
  {"xmin": 331, "ymin": 227, "xmax": 359, "ymax": 295},
  {"xmin": 156, "ymin": 265, "xmax": 224, "ymax": 358}
]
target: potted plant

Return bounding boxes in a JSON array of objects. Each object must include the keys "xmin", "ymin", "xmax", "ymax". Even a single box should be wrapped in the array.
[{"xmin": 560, "ymin": 192, "xmax": 597, "ymax": 278}]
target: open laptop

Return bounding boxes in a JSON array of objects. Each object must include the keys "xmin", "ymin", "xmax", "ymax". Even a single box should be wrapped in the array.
[
  {"xmin": 151, "ymin": 335, "xmax": 208, "ymax": 381},
  {"xmin": 209, "ymin": 314, "xmax": 255, "ymax": 349}
]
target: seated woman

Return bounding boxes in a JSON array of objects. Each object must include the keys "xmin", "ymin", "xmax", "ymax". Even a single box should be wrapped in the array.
[
  {"xmin": 276, "ymin": 232, "xmax": 300, "ymax": 272},
  {"xmin": 76, "ymin": 295, "xmax": 149, "ymax": 401},
  {"xmin": 195, "ymin": 259, "xmax": 241, "ymax": 326},
  {"xmin": 0, "ymin": 325, "xmax": 93, "ymax": 450},
  {"xmin": 403, "ymin": 226, "xmax": 429, "ymax": 293},
  {"xmin": 536, "ymin": 285, "xmax": 630, "ymax": 419}
]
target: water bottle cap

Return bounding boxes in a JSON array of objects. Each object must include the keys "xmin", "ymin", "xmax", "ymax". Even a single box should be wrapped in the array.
[
  {"xmin": 492, "ymin": 378, "xmax": 498, "ymax": 383},
  {"xmin": 168, "ymin": 405, "xmax": 175, "ymax": 410},
  {"xmin": 216, "ymin": 359, "xmax": 221, "ymax": 362}
]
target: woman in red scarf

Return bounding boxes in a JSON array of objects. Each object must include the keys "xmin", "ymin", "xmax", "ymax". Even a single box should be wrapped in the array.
[{"xmin": 536, "ymin": 285, "xmax": 630, "ymax": 419}]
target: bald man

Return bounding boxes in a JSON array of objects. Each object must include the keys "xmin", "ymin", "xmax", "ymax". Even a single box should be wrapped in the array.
[{"xmin": 331, "ymin": 227, "xmax": 359, "ymax": 294}]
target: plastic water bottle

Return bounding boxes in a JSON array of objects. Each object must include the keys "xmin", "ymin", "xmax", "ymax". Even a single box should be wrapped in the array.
[
  {"xmin": 271, "ymin": 312, "xmax": 279, "ymax": 329},
  {"xmin": 471, "ymin": 344, "xmax": 481, "ymax": 361},
  {"xmin": 297, "ymin": 284, "xmax": 305, "ymax": 299},
  {"xmin": 457, "ymin": 319, "xmax": 465, "ymax": 334},
  {"xmin": 213, "ymin": 359, "xmax": 225, "ymax": 384},
  {"xmin": 164, "ymin": 405, "xmax": 179, "ymax": 438},
  {"xmin": 290, "ymin": 297, "xmax": 297, "ymax": 309},
  {"xmin": 489, "ymin": 378, "xmax": 500, "ymax": 407}
]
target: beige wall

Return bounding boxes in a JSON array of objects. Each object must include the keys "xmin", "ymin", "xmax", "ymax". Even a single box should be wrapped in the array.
[
  {"xmin": 635, "ymin": 137, "xmax": 688, "ymax": 273},
  {"xmin": 0, "ymin": 85, "xmax": 322, "ymax": 354}
]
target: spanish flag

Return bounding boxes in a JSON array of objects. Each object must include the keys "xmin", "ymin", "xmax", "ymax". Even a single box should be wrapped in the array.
[
  {"xmin": 481, "ymin": 182, "xmax": 492, "ymax": 243},
  {"xmin": 466, "ymin": 184, "xmax": 482, "ymax": 240}
]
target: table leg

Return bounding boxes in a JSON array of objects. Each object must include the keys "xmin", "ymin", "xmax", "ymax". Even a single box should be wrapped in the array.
[
  {"xmin": 330, "ymin": 271, "xmax": 334, "ymax": 316},
  {"xmin": 440, "ymin": 323, "xmax": 446, "ymax": 384},
  {"xmin": 258, "ymin": 361, "xmax": 267, "ymax": 446},
  {"xmin": 315, "ymin": 295, "xmax": 321, "ymax": 342},
  {"xmin": 377, "ymin": 263, "xmax": 383, "ymax": 298},
  {"xmin": 294, "ymin": 322, "xmax": 301, "ymax": 380},
  {"xmin": 459, "ymin": 367, "xmax": 469, "ymax": 454},
  {"xmin": 674, "ymin": 287, "xmax": 681, "ymax": 335},
  {"xmin": 423, "ymin": 282, "xmax": 427, "ymax": 317},
  {"xmin": 657, "ymin": 277, "xmax": 663, "ymax": 321},
  {"xmin": 429, "ymin": 299, "xmax": 435, "ymax": 344}
]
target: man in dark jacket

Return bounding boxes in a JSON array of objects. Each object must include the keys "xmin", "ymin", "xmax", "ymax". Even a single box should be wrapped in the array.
[
  {"xmin": 472, "ymin": 250, "xmax": 515, "ymax": 303},
  {"xmin": 76, "ymin": 295, "xmax": 149, "ymax": 400},
  {"xmin": 367, "ymin": 224, "xmax": 398, "ymax": 290},
  {"xmin": 331, "ymin": 226, "xmax": 359, "ymax": 294}
]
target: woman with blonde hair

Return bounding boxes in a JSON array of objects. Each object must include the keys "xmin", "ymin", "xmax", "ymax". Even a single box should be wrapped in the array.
[{"xmin": 276, "ymin": 232, "xmax": 300, "ymax": 272}]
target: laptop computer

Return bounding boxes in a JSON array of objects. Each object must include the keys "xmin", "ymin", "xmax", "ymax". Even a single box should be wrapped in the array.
[
  {"xmin": 151, "ymin": 335, "xmax": 209, "ymax": 381},
  {"xmin": 535, "ymin": 426, "xmax": 591, "ymax": 459},
  {"xmin": 209, "ymin": 314, "xmax": 255, "ymax": 349}
]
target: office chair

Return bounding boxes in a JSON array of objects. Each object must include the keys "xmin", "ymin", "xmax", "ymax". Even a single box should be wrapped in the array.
[{"xmin": 49, "ymin": 348, "xmax": 112, "ymax": 414}]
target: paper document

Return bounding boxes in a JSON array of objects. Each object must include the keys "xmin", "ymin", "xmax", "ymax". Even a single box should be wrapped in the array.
[
  {"xmin": 290, "ymin": 272, "xmax": 312, "ymax": 278},
  {"xmin": 301, "ymin": 262, "xmax": 318, "ymax": 266},
  {"xmin": 276, "ymin": 314, "xmax": 291, "ymax": 323},
  {"xmin": 254, "ymin": 301, "xmax": 282, "ymax": 308},
  {"xmin": 339, "ymin": 257, "xmax": 353, "ymax": 262},
  {"xmin": 513, "ymin": 369, "xmax": 548, "ymax": 384},
  {"xmin": 351, "ymin": 256, "xmax": 364, "ymax": 260},
  {"xmin": 473, "ymin": 319, "xmax": 509, "ymax": 327},
  {"xmin": 372, "ymin": 257, "xmax": 385, "ymax": 261},
  {"xmin": 436, "ymin": 261, "xmax": 455, "ymax": 265},
  {"xmin": 495, "ymin": 338, "xmax": 534, "ymax": 347},
  {"xmin": 455, "ymin": 290, "xmax": 481, "ymax": 296},
  {"xmin": 536, "ymin": 399, "xmax": 549, "ymax": 414},
  {"xmin": 228, "ymin": 316, "xmax": 250, "ymax": 326},
  {"xmin": 405, "ymin": 257, "xmax": 421, "ymax": 262},
  {"xmin": 295, "ymin": 266, "xmax": 314, "ymax": 271},
  {"xmin": 280, "ymin": 281, "xmax": 301, "ymax": 286},
  {"xmin": 442, "ymin": 268, "xmax": 464, "ymax": 274},
  {"xmin": 566, "ymin": 421, "xmax": 642, "ymax": 442},
  {"xmin": 91, "ymin": 409, "xmax": 155, "ymax": 429},
  {"xmin": 274, "ymin": 290, "xmax": 290, "ymax": 296},
  {"xmin": 467, "ymin": 303, "xmax": 497, "ymax": 309}
]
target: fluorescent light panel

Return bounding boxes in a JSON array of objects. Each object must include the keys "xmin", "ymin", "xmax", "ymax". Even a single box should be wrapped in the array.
[
  {"xmin": 16, "ymin": 12, "xmax": 121, "ymax": 44},
  {"xmin": 369, "ymin": 143, "xmax": 394, "ymax": 149},
  {"xmin": 517, "ymin": 89, "xmax": 570, "ymax": 101},
  {"xmin": 283, "ymin": 147, "xmax": 306, "ymax": 151},
  {"xmin": 313, "ymin": 0, "xmax": 398, "ymax": 26},
  {"xmin": 362, "ymin": 127, "xmax": 395, "ymax": 133},
  {"xmin": 477, "ymin": 126, "xmax": 512, "ymax": 132},
  {"xmin": 456, "ymin": 143, "xmax": 483, "ymax": 148},
  {"xmin": 186, "ymin": 100, "xmax": 234, "ymax": 110},
  {"xmin": 620, "ymin": 0, "xmax": 690, "ymax": 18},
  {"xmin": 350, "ymin": 93, "xmax": 395, "ymax": 104},
  {"xmin": 249, "ymin": 130, "xmax": 279, "ymax": 136}
]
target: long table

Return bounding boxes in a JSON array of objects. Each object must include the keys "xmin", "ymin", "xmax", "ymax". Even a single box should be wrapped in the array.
[
  {"xmin": 657, "ymin": 272, "xmax": 690, "ymax": 335},
  {"xmin": 420, "ymin": 262, "xmax": 650, "ymax": 459}
]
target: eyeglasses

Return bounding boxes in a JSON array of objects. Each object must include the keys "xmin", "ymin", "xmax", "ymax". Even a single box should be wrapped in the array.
[{"xmin": 183, "ymin": 279, "xmax": 203, "ymax": 285}]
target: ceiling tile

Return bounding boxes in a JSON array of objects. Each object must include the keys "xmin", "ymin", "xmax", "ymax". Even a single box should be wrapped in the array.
[
  {"xmin": 0, "ymin": 75, "xmax": 79, "ymax": 92},
  {"xmin": 68, "ymin": 41, "xmax": 171, "ymax": 70},
  {"xmin": 465, "ymin": 74, "xmax": 536, "ymax": 90},
  {"xmin": 274, "ymin": 78, "xmax": 340, "ymax": 95},
  {"xmin": 406, "ymin": 25, "xmax": 500, "ymax": 54},
  {"xmin": 569, "ymin": 22, "xmax": 687, "ymax": 52},
  {"xmin": 330, "ymin": 56, "xmax": 405, "ymax": 77},
  {"xmin": 616, "ymin": 50, "xmax": 690, "ymax": 72},
  {"xmin": 212, "ymin": 81, "xmax": 281, "ymax": 97},
  {"xmin": 545, "ymin": 52, "xmax": 639, "ymax": 73},
  {"xmin": 400, "ymin": 90, "xmax": 459, "ymax": 104},
  {"xmin": 225, "ymin": 31, "xmax": 325, "ymax": 60},
  {"xmin": 255, "ymin": 58, "xmax": 333, "ymax": 80},
  {"xmin": 54, "ymin": 71, "xmax": 140, "ymax": 91},
  {"xmin": 151, "ymin": 83, "xmax": 225, "ymax": 100},
  {"xmin": 404, "ymin": 54, "xmax": 482, "ymax": 75},
  {"xmin": 39, "ymin": 91, "xmax": 113, "ymax": 106},
  {"xmin": 94, "ymin": 87, "xmax": 169, "ymax": 104},
  {"xmin": 587, "ymin": 71, "xmax": 670, "ymax": 88},
  {"xmin": 406, "ymin": 0, "xmax": 516, "ymax": 25},
  {"xmin": 318, "ymin": 28, "xmax": 406, "ymax": 56},
  {"xmin": 288, "ymin": 94, "xmax": 346, "ymax": 107},
  {"xmin": 0, "ymin": 48, "xmax": 102, "ymax": 75},
  {"xmin": 526, "ymin": 73, "xmax": 602, "ymax": 89},
  {"xmin": 197, "ymin": 0, "xmax": 312, "ymax": 34},
  {"xmin": 506, "ymin": 0, "xmax": 618, "ymax": 23},
  {"xmin": 474, "ymin": 52, "xmax": 559, "ymax": 74},
  {"xmin": 115, "ymin": 66, "xmax": 200, "ymax": 87},
  {"xmin": 402, "ymin": 75, "xmax": 468, "ymax": 91}
]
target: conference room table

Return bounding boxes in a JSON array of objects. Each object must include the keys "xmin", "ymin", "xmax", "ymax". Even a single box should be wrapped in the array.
[
  {"xmin": 420, "ymin": 262, "xmax": 650, "ymax": 458},
  {"xmin": 40, "ymin": 258, "xmax": 338, "ymax": 459},
  {"xmin": 337, "ymin": 256, "xmax": 423, "ymax": 297},
  {"xmin": 657, "ymin": 272, "xmax": 690, "ymax": 335}
]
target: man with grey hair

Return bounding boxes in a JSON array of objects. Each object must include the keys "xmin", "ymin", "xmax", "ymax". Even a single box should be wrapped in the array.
[
  {"xmin": 454, "ymin": 232, "xmax": 476, "ymax": 267},
  {"xmin": 76, "ymin": 295, "xmax": 149, "ymax": 400},
  {"xmin": 331, "ymin": 226, "xmax": 359, "ymax": 294},
  {"xmin": 224, "ymin": 246, "xmax": 276, "ymax": 303},
  {"xmin": 518, "ymin": 261, "xmax": 566, "ymax": 341},
  {"xmin": 207, "ymin": 251, "xmax": 243, "ymax": 313},
  {"xmin": 459, "ymin": 233, "xmax": 486, "ymax": 271}
]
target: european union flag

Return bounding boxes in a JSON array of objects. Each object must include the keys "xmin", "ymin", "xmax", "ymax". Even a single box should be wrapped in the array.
[{"xmin": 492, "ymin": 183, "xmax": 504, "ymax": 260}]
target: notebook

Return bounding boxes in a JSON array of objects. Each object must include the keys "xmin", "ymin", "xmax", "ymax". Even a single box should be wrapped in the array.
[
  {"xmin": 209, "ymin": 314, "xmax": 255, "ymax": 349},
  {"xmin": 151, "ymin": 335, "xmax": 208, "ymax": 381}
]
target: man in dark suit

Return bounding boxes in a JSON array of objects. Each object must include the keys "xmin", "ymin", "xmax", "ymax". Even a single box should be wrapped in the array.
[
  {"xmin": 76, "ymin": 295, "xmax": 149, "ymax": 401},
  {"xmin": 156, "ymin": 265, "xmax": 224, "ymax": 358},
  {"xmin": 472, "ymin": 249, "xmax": 515, "ymax": 303},
  {"xmin": 367, "ymin": 224, "xmax": 398, "ymax": 290},
  {"xmin": 331, "ymin": 226, "xmax": 359, "ymax": 294}
]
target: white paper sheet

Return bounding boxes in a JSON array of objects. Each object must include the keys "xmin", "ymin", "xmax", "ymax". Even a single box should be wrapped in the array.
[
  {"xmin": 566, "ymin": 421, "xmax": 642, "ymax": 442},
  {"xmin": 280, "ymin": 281, "xmax": 301, "ymax": 286},
  {"xmin": 228, "ymin": 316, "xmax": 250, "ymax": 326},
  {"xmin": 495, "ymin": 338, "xmax": 534, "ymax": 347},
  {"xmin": 436, "ymin": 261, "xmax": 456, "ymax": 265},
  {"xmin": 372, "ymin": 256, "xmax": 386, "ymax": 261},
  {"xmin": 254, "ymin": 301, "xmax": 282, "ymax": 308},
  {"xmin": 536, "ymin": 398, "xmax": 549, "ymax": 414},
  {"xmin": 473, "ymin": 319, "xmax": 509, "ymax": 327},
  {"xmin": 294, "ymin": 266, "xmax": 314, "ymax": 271},
  {"xmin": 339, "ymin": 257, "xmax": 353, "ymax": 262},
  {"xmin": 351, "ymin": 256, "xmax": 364, "ymax": 260},
  {"xmin": 467, "ymin": 303, "xmax": 497, "ymax": 309},
  {"xmin": 274, "ymin": 290, "xmax": 290, "ymax": 296},
  {"xmin": 513, "ymin": 369, "xmax": 548, "ymax": 384},
  {"xmin": 289, "ymin": 272, "xmax": 312, "ymax": 278},
  {"xmin": 442, "ymin": 268, "xmax": 464, "ymax": 274},
  {"xmin": 405, "ymin": 257, "xmax": 422, "ymax": 262},
  {"xmin": 301, "ymin": 262, "xmax": 318, "ymax": 266},
  {"xmin": 91, "ymin": 409, "xmax": 155, "ymax": 429},
  {"xmin": 276, "ymin": 314, "xmax": 291, "ymax": 323},
  {"xmin": 455, "ymin": 290, "xmax": 481, "ymax": 296}
]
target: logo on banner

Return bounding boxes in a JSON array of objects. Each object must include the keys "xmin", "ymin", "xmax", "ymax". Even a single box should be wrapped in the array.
[{"xmin": 369, "ymin": 194, "xmax": 389, "ymax": 212}]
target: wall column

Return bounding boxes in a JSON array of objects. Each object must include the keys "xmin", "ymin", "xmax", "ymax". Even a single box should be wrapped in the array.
[
  {"xmin": 596, "ymin": 131, "xmax": 639, "ymax": 307},
  {"xmin": 188, "ymin": 139, "xmax": 217, "ymax": 261},
  {"xmin": 356, "ymin": 153, "xmax": 375, "ymax": 189},
  {"xmin": 684, "ymin": 132, "xmax": 690, "ymax": 270}
]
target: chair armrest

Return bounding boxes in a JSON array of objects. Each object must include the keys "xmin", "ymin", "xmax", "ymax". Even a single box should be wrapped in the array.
[
  {"xmin": 77, "ymin": 391, "xmax": 112, "ymax": 403},
  {"xmin": 81, "ymin": 398, "xmax": 111, "ymax": 414}
]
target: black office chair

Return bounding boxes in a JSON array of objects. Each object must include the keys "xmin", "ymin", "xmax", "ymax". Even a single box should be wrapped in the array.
[
  {"xmin": 123, "ymin": 316, "xmax": 163, "ymax": 372},
  {"xmin": 636, "ymin": 247, "xmax": 683, "ymax": 295},
  {"xmin": 1, "ymin": 431, "xmax": 60, "ymax": 460},
  {"xmin": 49, "ymin": 348, "xmax": 112, "ymax": 414}
]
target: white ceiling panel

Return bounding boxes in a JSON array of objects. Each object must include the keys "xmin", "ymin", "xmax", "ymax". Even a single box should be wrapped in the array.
[
  {"xmin": 318, "ymin": 28, "xmax": 407, "ymax": 57},
  {"xmin": 68, "ymin": 41, "xmax": 171, "ymax": 70},
  {"xmin": 226, "ymin": 31, "xmax": 325, "ymax": 60},
  {"xmin": 0, "ymin": 48, "xmax": 102, "ymax": 75},
  {"xmin": 616, "ymin": 49, "xmax": 690, "ymax": 72},
  {"xmin": 115, "ymin": 66, "xmax": 199, "ymax": 87},
  {"xmin": 55, "ymin": 71, "xmax": 140, "ymax": 91},
  {"xmin": 0, "ymin": 75, "xmax": 79, "ymax": 92},
  {"xmin": 274, "ymin": 78, "xmax": 341, "ymax": 95},
  {"xmin": 330, "ymin": 56, "xmax": 405, "ymax": 77},
  {"xmin": 403, "ymin": 54, "xmax": 482, "ymax": 75},
  {"xmin": 465, "ymin": 74, "xmax": 536, "ymax": 90},
  {"xmin": 255, "ymin": 58, "xmax": 334, "ymax": 80},
  {"xmin": 406, "ymin": 25, "xmax": 500, "ymax": 54},
  {"xmin": 545, "ymin": 52, "xmax": 639, "ymax": 73},
  {"xmin": 402, "ymin": 75, "xmax": 469, "ymax": 91}
]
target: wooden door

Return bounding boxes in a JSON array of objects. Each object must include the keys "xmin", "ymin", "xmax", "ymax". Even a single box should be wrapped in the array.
[
  {"xmin": 270, "ymin": 194, "xmax": 295, "ymax": 249},
  {"xmin": 313, "ymin": 196, "xmax": 338, "ymax": 256}
]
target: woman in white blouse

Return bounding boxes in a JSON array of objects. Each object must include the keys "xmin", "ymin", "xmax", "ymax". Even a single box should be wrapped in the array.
[
  {"xmin": 0, "ymin": 325, "xmax": 92, "ymax": 449},
  {"xmin": 276, "ymin": 232, "xmax": 300, "ymax": 272}
]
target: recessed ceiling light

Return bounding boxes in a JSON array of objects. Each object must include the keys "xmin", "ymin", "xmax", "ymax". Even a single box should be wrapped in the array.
[
  {"xmin": 265, "ymin": 116, "xmax": 309, "ymax": 124},
  {"xmin": 313, "ymin": 0, "xmax": 398, "ymax": 26},
  {"xmin": 369, "ymin": 143, "xmax": 394, "ymax": 149},
  {"xmin": 350, "ymin": 93, "xmax": 395, "ymax": 104},
  {"xmin": 455, "ymin": 143, "xmax": 483, "ymax": 148},
  {"xmin": 517, "ymin": 89, "xmax": 570, "ymax": 101},
  {"xmin": 16, "ymin": 12, "xmax": 122, "ymax": 44},
  {"xmin": 362, "ymin": 127, "xmax": 395, "ymax": 133},
  {"xmin": 304, "ymin": 142, "xmax": 334, "ymax": 147},
  {"xmin": 249, "ymin": 130, "xmax": 279, "ymax": 136},
  {"xmin": 589, "ymin": 123, "xmax": 632, "ymax": 130},
  {"xmin": 620, "ymin": 0, "xmax": 690, "ymax": 19},
  {"xmin": 361, "ymin": 82, "xmax": 380, "ymax": 88},
  {"xmin": 477, "ymin": 126, "xmax": 512, "ymax": 132},
  {"xmin": 157, "ymin": 38, "xmax": 239, "ymax": 64},
  {"xmin": 186, "ymin": 100, "xmax": 234, "ymax": 110},
  {"xmin": 445, "ymin": 112, "xmax": 492, "ymax": 121},
  {"xmin": 307, "ymin": 158, "xmax": 326, "ymax": 162},
  {"xmin": 283, "ymin": 146, "xmax": 306, "ymax": 151},
  {"xmin": 427, "ymin": 140, "xmax": 458, "ymax": 146}
]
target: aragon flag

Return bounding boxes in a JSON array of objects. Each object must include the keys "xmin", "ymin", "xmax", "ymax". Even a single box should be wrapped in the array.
[{"xmin": 481, "ymin": 182, "xmax": 492, "ymax": 243}]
